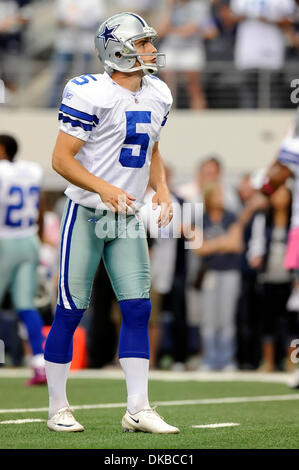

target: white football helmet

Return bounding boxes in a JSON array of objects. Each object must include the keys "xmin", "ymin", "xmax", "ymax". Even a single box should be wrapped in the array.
[{"xmin": 95, "ymin": 12, "xmax": 166, "ymax": 76}]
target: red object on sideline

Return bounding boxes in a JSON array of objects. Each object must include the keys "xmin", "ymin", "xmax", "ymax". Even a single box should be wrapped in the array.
[{"xmin": 42, "ymin": 325, "xmax": 88, "ymax": 370}]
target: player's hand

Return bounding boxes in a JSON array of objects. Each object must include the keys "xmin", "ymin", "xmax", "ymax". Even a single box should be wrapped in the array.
[
  {"xmin": 152, "ymin": 187, "xmax": 173, "ymax": 228},
  {"xmin": 98, "ymin": 182, "xmax": 136, "ymax": 213}
]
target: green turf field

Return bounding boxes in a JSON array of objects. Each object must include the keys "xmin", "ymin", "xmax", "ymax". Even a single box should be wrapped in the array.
[{"xmin": 0, "ymin": 376, "xmax": 299, "ymax": 449}]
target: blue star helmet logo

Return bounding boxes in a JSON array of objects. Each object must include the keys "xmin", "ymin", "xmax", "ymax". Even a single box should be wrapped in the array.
[{"xmin": 97, "ymin": 23, "xmax": 120, "ymax": 49}]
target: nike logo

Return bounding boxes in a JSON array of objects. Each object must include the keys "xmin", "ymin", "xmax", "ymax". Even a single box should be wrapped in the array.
[
  {"xmin": 56, "ymin": 423, "xmax": 74, "ymax": 427},
  {"xmin": 130, "ymin": 417, "xmax": 139, "ymax": 424}
]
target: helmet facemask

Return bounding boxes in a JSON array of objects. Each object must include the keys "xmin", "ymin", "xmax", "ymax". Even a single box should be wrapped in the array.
[{"xmin": 115, "ymin": 31, "xmax": 165, "ymax": 75}]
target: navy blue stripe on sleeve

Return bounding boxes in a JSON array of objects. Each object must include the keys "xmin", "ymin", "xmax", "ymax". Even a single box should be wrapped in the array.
[
  {"xmin": 278, "ymin": 148, "xmax": 299, "ymax": 165},
  {"xmin": 279, "ymin": 157, "xmax": 299, "ymax": 166},
  {"xmin": 60, "ymin": 104, "xmax": 99, "ymax": 125},
  {"xmin": 161, "ymin": 111, "xmax": 169, "ymax": 127},
  {"xmin": 58, "ymin": 113, "xmax": 93, "ymax": 132}
]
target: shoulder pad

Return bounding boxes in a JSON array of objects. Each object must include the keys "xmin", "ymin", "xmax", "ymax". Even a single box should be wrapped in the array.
[{"xmin": 65, "ymin": 74, "xmax": 116, "ymax": 109}]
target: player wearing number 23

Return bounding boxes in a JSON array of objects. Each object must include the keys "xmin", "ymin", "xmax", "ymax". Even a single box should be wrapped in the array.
[
  {"xmin": 44, "ymin": 12, "xmax": 179, "ymax": 434},
  {"xmin": 0, "ymin": 135, "xmax": 46, "ymax": 385}
]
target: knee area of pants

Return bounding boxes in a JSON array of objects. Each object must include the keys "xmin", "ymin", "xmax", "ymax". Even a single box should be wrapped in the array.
[
  {"xmin": 119, "ymin": 298, "xmax": 151, "ymax": 328},
  {"xmin": 54, "ymin": 304, "xmax": 85, "ymax": 329}
]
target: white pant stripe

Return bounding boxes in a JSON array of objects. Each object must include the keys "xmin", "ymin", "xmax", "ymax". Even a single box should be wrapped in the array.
[{"xmin": 60, "ymin": 201, "xmax": 75, "ymax": 309}]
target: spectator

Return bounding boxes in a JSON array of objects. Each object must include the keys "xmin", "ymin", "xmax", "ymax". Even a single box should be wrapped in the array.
[
  {"xmin": 158, "ymin": 0, "xmax": 217, "ymax": 109},
  {"xmin": 284, "ymin": 0, "xmax": 299, "ymax": 60},
  {"xmin": 178, "ymin": 156, "xmax": 241, "ymax": 212},
  {"xmin": 230, "ymin": 0, "xmax": 296, "ymax": 107},
  {"xmin": 207, "ymin": 0, "xmax": 237, "ymax": 61},
  {"xmin": 195, "ymin": 183, "xmax": 242, "ymax": 370},
  {"xmin": 181, "ymin": 157, "xmax": 241, "ymax": 368},
  {"xmin": 235, "ymin": 173, "xmax": 267, "ymax": 369},
  {"xmin": 0, "ymin": 0, "xmax": 32, "ymax": 95},
  {"xmin": 258, "ymin": 185, "xmax": 294, "ymax": 371},
  {"xmin": 48, "ymin": 0, "xmax": 106, "ymax": 108},
  {"xmin": 112, "ymin": 0, "xmax": 162, "ymax": 26},
  {"xmin": 187, "ymin": 156, "xmax": 242, "ymax": 214}
]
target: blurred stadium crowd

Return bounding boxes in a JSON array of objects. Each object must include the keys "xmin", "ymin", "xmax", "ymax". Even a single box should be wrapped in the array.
[{"xmin": 1, "ymin": 0, "xmax": 299, "ymax": 108}]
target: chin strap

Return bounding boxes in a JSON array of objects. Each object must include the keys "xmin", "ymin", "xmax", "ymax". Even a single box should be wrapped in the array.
[
  {"xmin": 106, "ymin": 61, "xmax": 157, "ymax": 76},
  {"xmin": 105, "ymin": 52, "xmax": 165, "ymax": 76}
]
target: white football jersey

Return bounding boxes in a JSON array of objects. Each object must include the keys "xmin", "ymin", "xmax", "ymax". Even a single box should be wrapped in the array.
[
  {"xmin": 0, "ymin": 160, "xmax": 43, "ymax": 238},
  {"xmin": 58, "ymin": 71, "xmax": 173, "ymax": 211},
  {"xmin": 278, "ymin": 108, "xmax": 299, "ymax": 228}
]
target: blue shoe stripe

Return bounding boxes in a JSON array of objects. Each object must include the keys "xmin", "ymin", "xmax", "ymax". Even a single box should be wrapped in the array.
[{"xmin": 56, "ymin": 423, "xmax": 75, "ymax": 427}]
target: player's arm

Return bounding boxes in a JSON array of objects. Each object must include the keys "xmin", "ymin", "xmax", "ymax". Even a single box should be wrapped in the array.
[
  {"xmin": 52, "ymin": 131, "xmax": 136, "ymax": 212},
  {"xmin": 263, "ymin": 160, "xmax": 293, "ymax": 194},
  {"xmin": 37, "ymin": 191, "xmax": 46, "ymax": 241},
  {"xmin": 149, "ymin": 142, "xmax": 173, "ymax": 227}
]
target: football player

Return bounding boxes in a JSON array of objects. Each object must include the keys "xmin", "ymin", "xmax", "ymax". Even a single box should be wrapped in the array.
[
  {"xmin": 0, "ymin": 134, "xmax": 46, "ymax": 385},
  {"xmin": 45, "ymin": 12, "xmax": 179, "ymax": 434}
]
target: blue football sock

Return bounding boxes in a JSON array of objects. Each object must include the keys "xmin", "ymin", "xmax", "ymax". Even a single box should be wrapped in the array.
[
  {"xmin": 118, "ymin": 298, "xmax": 151, "ymax": 359},
  {"xmin": 18, "ymin": 309, "xmax": 44, "ymax": 356},
  {"xmin": 44, "ymin": 304, "xmax": 84, "ymax": 364}
]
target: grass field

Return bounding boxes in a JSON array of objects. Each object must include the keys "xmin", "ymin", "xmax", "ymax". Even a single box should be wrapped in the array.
[{"xmin": 1, "ymin": 370, "xmax": 299, "ymax": 450}]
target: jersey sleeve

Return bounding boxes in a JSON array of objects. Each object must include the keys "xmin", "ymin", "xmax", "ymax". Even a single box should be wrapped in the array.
[
  {"xmin": 146, "ymin": 76, "xmax": 173, "ymax": 142},
  {"xmin": 155, "ymin": 79, "xmax": 173, "ymax": 141},
  {"xmin": 161, "ymin": 103, "xmax": 171, "ymax": 128},
  {"xmin": 154, "ymin": 103, "xmax": 172, "ymax": 142},
  {"xmin": 58, "ymin": 79, "xmax": 100, "ymax": 142}
]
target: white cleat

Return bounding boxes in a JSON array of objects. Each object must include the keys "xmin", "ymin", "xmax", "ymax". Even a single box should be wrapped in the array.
[
  {"xmin": 47, "ymin": 407, "xmax": 84, "ymax": 432},
  {"xmin": 122, "ymin": 406, "xmax": 180, "ymax": 434}
]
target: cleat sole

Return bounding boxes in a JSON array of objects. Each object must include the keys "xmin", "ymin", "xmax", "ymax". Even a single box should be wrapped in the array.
[{"xmin": 122, "ymin": 427, "xmax": 135, "ymax": 433}]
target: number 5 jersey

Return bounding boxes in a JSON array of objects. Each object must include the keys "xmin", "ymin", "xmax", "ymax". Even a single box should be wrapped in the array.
[{"xmin": 58, "ymin": 72, "xmax": 173, "ymax": 210}]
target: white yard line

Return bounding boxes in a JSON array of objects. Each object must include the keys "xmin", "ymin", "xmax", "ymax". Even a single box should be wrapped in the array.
[
  {"xmin": 1, "ymin": 394, "xmax": 299, "ymax": 415},
  {"xmin": 0, "ymin": 419, "xmax": 45, "ymax": 424},
  {"xmin": 0, "ymin": 419, "xmax": 240, "ymax": 427},
  {"xmin": 0, "ymin": 367, "xmax": 292, "ymax": 383},
  {"xmin": 192, "ymin": 423, "xmax": 240, "ymax": 429}
]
